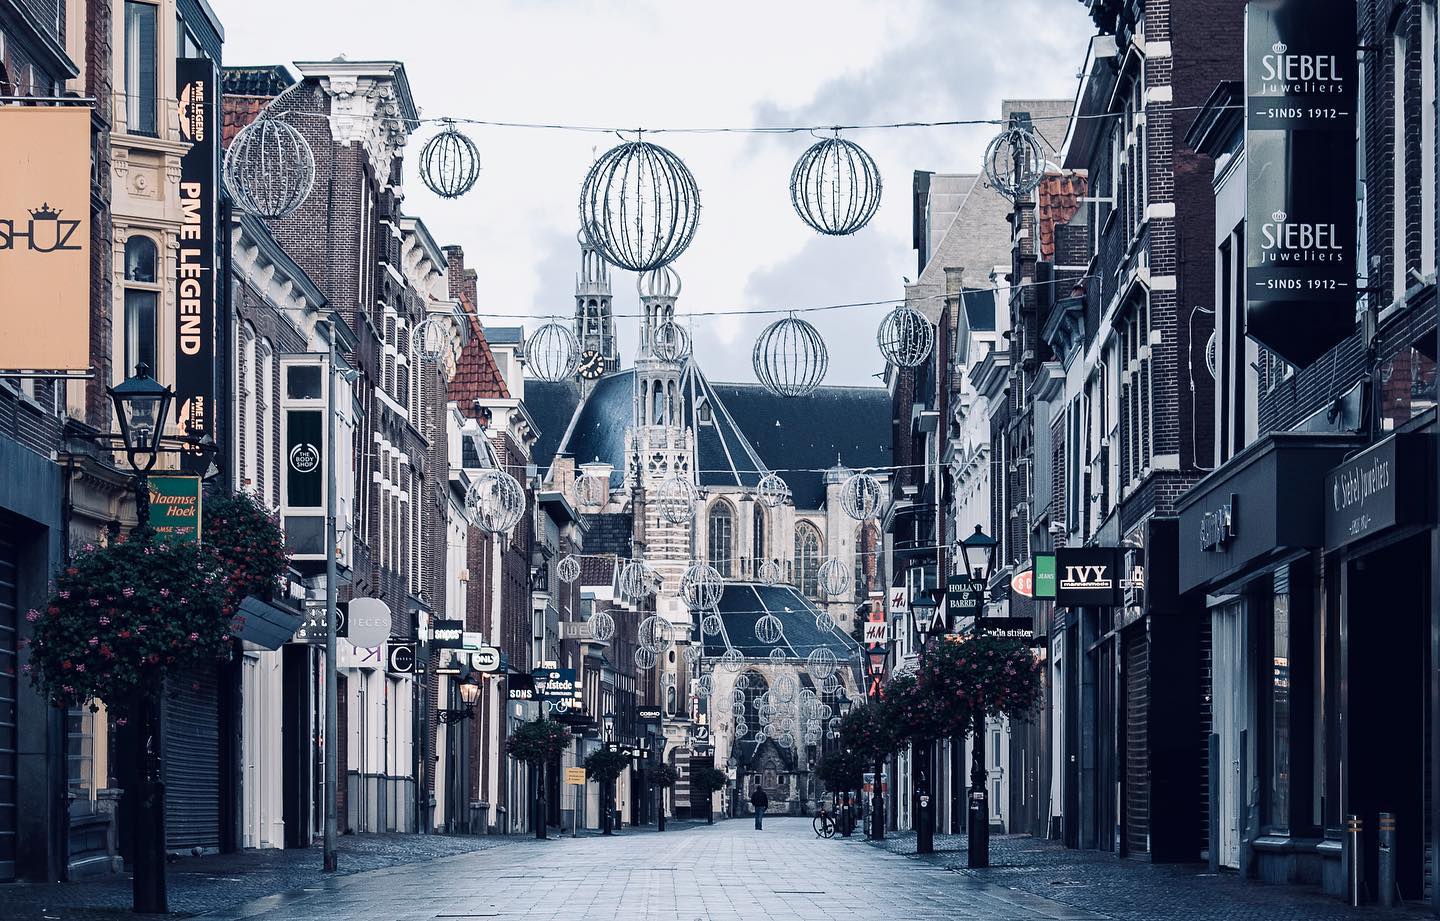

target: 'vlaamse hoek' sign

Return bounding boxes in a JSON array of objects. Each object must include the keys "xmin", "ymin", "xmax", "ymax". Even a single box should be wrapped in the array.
[{"xmin": 1323, "ymin": 433, "xmax": 1433, "ymax": 549}]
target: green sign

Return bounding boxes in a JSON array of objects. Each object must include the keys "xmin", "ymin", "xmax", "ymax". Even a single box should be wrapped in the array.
[
  {"xmin": 1033, "ymin": 553, "xmax": 1057, "ymax": 599},
  {"xmin": 148, "ymin": 474, "xmax": 202, "ymax": 541}
]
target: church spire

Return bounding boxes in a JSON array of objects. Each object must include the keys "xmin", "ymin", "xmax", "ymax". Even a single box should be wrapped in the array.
[{"xmin": 575, "ymin": 224, "xmax": 618, "ymax": 383}]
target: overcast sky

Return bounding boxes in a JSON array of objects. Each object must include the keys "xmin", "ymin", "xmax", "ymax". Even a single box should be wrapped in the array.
[{"xmin": 214, "ymin": 0, "xmax": 1093, "ymax": 385}]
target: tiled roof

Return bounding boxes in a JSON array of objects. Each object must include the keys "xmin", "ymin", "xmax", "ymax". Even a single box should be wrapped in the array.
[
  {"xmin": 449, "ymin": 302, "xmax": 511, "ymax": 407},
  {"xmin": 222, "ymin": 65, "xmax": 295, "ymax": 98},
  {"xmin": 221, "ymin": 96, "xmax": 266, "ymax": 149},
  {"xmin": 1036, "ymin": 173, "xmax": 1086, "ymax": 262}
]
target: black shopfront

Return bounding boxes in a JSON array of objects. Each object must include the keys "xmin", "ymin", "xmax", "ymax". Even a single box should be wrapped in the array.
[{"xmin": 1178, "ymin": 428, "xmax": 1440, "ymax": 904}]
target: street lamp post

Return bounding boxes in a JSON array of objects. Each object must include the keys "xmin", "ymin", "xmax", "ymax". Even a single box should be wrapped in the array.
[
  {"xmin": 910, "ymin": 593, "xmax": 940, "ymax": 854},
  {"xmin": 438, "ymin": 664, "xmax": 482, "ymax": 833},
  {"xmin": 959, "ymin": 524, "xmax": 998, "ymax": 869},
  {"xmin": 865, "ymin": 647, "xmax": 887, "ymax": 840}
]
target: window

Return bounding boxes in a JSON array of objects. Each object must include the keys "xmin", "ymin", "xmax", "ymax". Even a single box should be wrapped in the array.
[
  {"xmin": 239, "ymin": 324, "xmax": 256, "ymax": 490},
  {"xmin": 751, "ymin": 504, "xmax": 765, "ymax": 569},
  {"xmin": 123, "ymin": 236, "xmax": 159, "ymax": 376},
  {"xmin": 708, "ymin": 500, "xmax": 734, "ymax": 577},
  {"xmin": 794, "ymin": 522, "xmax": 821, "ymax": 598},
  {"xmin": 257, "ymin": 341, "xmax": 274, "ymax": 506},
  {"xmin": 124, "ymin": 1, "xmax": 157, "ymax": 136},
  {"xmin": 1393, "ymin": 10, "xmax": 1427, "ymax": 297}
]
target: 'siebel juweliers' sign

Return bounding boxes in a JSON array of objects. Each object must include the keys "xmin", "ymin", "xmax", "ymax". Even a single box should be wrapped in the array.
[
  {"xmin": 1324, "ymin": 434, "xmax": 1434, "ymax": 549},
  {"xmin": 175, "ymin": 59, "xmax": 217, "ymax": 473},
  {"xmin": 1244, "ymin": 0, "xmax": 1357, "ymax": 369}
]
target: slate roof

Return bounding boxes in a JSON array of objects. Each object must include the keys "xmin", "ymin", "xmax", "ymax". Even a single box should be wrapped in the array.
[
  {"xmin": 526, "ymin": 379, "xmax": 582, "ymax": 471},
  {"xmin": 707, "ymin": 383, "xmax": 892, "ymax": 509},
  {"xmin": 486, "ymin": 326, "xmax": 525, "ymax": 346},
  {"xmin": 558, "ymin": 370, "xmax": 634, "ymax": 483},
  {"xmin": 700, "ymin": 584, "xmax": 862, "ymax": 660},
  {"xmin": 580, "ymin": 513, "xmax": 632, "ymax": 558},
  {"xmin": 222, "ymin": 65, "xmax": 295, "ymax": 98},
  {"xmin": 684, "ymin": 367, "xmax": 766, "ymax": 492}
]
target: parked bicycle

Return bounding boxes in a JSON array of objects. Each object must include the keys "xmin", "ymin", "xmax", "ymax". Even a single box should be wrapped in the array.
[{"xmin": 813, "ymin": 804, "xmax": 836, "ymax": 838}]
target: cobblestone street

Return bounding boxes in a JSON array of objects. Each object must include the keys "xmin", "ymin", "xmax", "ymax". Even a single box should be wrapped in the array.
[{"xmin": 8, "ymin": 819, "xmax": 1438, "ymax": 921}]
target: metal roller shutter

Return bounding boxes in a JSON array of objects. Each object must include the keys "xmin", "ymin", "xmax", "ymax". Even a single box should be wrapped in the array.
[
  {"xmin": 163, "ymin": 662, "xmax": 221, "ymax": 852},
  {"xmin": 0, "ymin": 518, "xmax": 18, "ymax": 879},
  {"xmin": 1125, "ymin": 626, "xmax": 1150, "ymax": 857}
]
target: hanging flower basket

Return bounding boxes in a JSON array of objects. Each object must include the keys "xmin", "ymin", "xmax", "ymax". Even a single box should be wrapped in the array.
[
  {"xmin": 202, "ymin": 491, "xmax": 290, "ymax": 611},
  {"xmin": 917, "ymin": 634, "xmax": 1044, "ymax": 721},
  {"xmin": 583, "ymin": 748, "xmax": 631, "ymax": 784},
  {"xmin": 506, "ymin": 717, "xmax": 572, "ymax": 765}
]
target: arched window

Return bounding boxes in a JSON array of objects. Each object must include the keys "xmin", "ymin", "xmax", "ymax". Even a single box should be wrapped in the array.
[
  {"xmin": 123, "ymin": 235, "xmax": 159, "ymax": 375},
  {"xmin": 739, "ymin": 671, "xmax": 767, "ymax": 739},
  {"xmin": 752, "ymin": 504, "xmax": 765, "ymax": 569},
  {"xmin": 794, "ymin": 521, "xmax": 821, "ymax": 598},
  {"xmin": 708, "ymin": 500, "xmax": 735, "ymax": 577}
]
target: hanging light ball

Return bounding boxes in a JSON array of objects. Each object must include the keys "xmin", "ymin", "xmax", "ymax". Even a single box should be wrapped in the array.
[
  {"xmin": 556, "ymin": 554, "xmax": 581, "ymax": 585},
  {"xmin": 525, "ymin": 320, "xmax": 581, "ymax": 383},
  {"xmin": 789, "ymin": 135, "xmax": 883, "ymax": 236},
  {"xmin": 700, "ymin": 612, "xmax": 724, "ymax": 637},
  {"xmin": 817, "ymin": 557, "xmax": 851, "ymax": 597},
  {"xmin": 822, "ymin": 673, "xmax": 842, "ymax": 694},
  {"xmin": 465, "ymin": 468, "xmax": 526, "ymax": 534},
  {"xmin": 734, "ymin": 719, "xmax": 749, "ymax": 738},
  {"xmin": 767, "ymin": 647, "xmax": 787, "ymax": 665},
  {"xmin": 573, "ymin": 471, "xmax": 609, "ymax": 511},
  {"xmin": 579, "ymin": 138, "xmax": 700, "ymax": 272},
  {"xmin": 758, "ymin": 559, "xmax": 784, "ymax": 586},
  {"xmin": 983, "ymin": 122, "xmax": 1046, "ymax": 202},
  {"xmin": 224, "ymin": 116, "xmax": 317, "ymax": 219},
  {"xmin": 753, "ymin": 315, "xmax": 829, "ymax": 398},
  {"xmin": 696, "ymin": 674, "xmax": 714, "ymax": 698},
  {"xmin": 806, "ymin": 647, "xmax": 838, "ymax": 680},
  {"xmin": 840, "ymin": 472, "xmax": 883, "ymax": 521},
  {"xmin": 620, "ymin": 559, "xmax": 657, "ymax": 598},
  {"xmin": 683, "ymin": 644, "xmax": 701, "ymax": 666},
  {"xmin": 734, "ymin": 672, "xmax": 752, "ymax": 691},
  {"xmin": 756, "ymin": 472, "xmax": 791, "ymax": 509},
  {"xmin": 635, "ymin": 646, "xmax": 658, "ymax": 670},
  {"xmin": 720, "ymin": 648, "xmax": 743, "ymax": 673},
  {"xmin": 414, "ymin": 316, "xmax": 454, "ymax": 362},
  {"xmin": 652, "ymin": 320, "xmax": 692, "ymax": 364},
  {"xmin": 655, "ymin": 476, "xmax": 698, "ymax": 525},
  {"xmin": 773, "ymin": 674, "xmax": 798, "ymax": 703},
  {"xmin": 814, "ymin": 611, "xmax": 837, "ymax": 634},
  {"xmin": 419, "ymin": 120, "xmax": 481, "ymax": 199},
  {"xmin": 876, "ymin": 305, "xmax": 935, "ymax": 368},
  {"xmin": 589, "ymin": 610, "xmax": 616, "ymax": 642},
  {"xmin": 681, "ymin": 561, "xmax": 724, "ymax": 611},
  {"xmin": 638, "ymin": 614, "xmax": 671, "ymax": 652},
  {"xmin": 754, "ymin": 613, "xmax": 785, "ymax": 645}
]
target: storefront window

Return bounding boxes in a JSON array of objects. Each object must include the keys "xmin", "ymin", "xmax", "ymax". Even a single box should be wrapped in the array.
[
  {"xmin": 1270, "ymin": 590, "xmax": 1290, "ymax": 832},
  {"xmin": 1378, "ymin": 346, "xmax": 1436, "ymax": 431}
]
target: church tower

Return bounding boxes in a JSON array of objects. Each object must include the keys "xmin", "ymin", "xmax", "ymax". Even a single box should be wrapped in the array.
[{"xmin": 574, "ymin": 226, "xmax": 618, "ymax": 388}]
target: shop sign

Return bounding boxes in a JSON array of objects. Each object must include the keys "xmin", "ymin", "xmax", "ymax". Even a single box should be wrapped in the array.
[
  {"xmin": 471, "ymin": 646, "xmax": 501, "ymax": 672},
  {"xmin": 561, "ymin": 620, "xmax": 593, "ymax": 640},
  {"xmin": 430, "ymin": 622, "xmax": 466, "ymax": 649},
  {"xmin": 147, "ymin": 474, "xmax": 202, "ymax": 541},
  {"xmin": 387, "ymin": 643, "xmax": 415, "ymax": 675},
  {"xmin": 345, "ymin": 597, "xmax": 392, "ymax": 648},
  {"xmin": 174, "ymin": 59, "xmax": 217, "ymax": 471},
  {"xmin": 977, "ymin": 616, "xmax": 1034, "ymax": 639},
  {"xmin": 507, "ymin": 673, "xmax": 536, "ymax": 701},
  {"xmin": 295, "ymin": 599, "xmax": 344, "ymax": 643},
  {"xmin": 1054, "ymin": 548, "xmax": 1123, "ymax": 607},
  {"xmin": 637, "ymin": 707, "xmax": 662, "ymax": 722},
  {"xmin": 945, "ymin": 576, "xmax": 984, "ymax": 618},
  {"xmin": 1199, "ymin": 494, "xmax": 1238, "ymax": 552},
  {"xmin": 888, "ymin": 586, "xmax": 909, "ymax": 614},
  {"xmin": 533, "ymin": 667, "xmax": 582, "ymax": 703},
  {"xmin": 1033, "ymin": 553, "xmax": 1056, "ymax": 599},
  {"xmin": 0, "ymin": 107, "xmax": 92, "ymax": 371},
  {"xmin": 1244, "ymin": 0, "xmax": 1358, "ymax": 367},
  {"xmin": 863, "ymin": 621, "xmax": 890, "ymax": 644},
  {"xmin": 1324, "ymin": 433, "xmax": 1432, "ymax": 548},
  {"xmin": 1011, "ymin": 569, "xmax": 1034, "ymax": 598}
]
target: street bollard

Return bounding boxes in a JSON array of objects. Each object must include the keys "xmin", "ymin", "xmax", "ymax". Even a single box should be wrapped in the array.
[
  {"xmin": 1378, "ymin": 812, "xmax": 1396, "ymax": 908},
  {"xmin": 1345, "ymin": 814, "xmax": 1363, "ymax": 907}
]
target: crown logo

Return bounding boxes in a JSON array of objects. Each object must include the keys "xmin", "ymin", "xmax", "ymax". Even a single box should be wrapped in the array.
[
  {"xmin": 28, "ymin": 203, "xmax": 60, "ymax": 220},
  {"xmin": 1272, "ymin": 41, "xmax": 1287, "ymax": 55},
  {"xmin": 1271, "ymin": 210, "xmax": 1287, "ymax": 223}
]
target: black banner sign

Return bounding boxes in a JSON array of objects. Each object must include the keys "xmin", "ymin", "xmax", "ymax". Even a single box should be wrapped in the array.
[
  {"xmin": 977, "ymin": 617, "xmax": 1034, "ymax": 639},
  {"xmin": 1054, "ymin": 548, "xmax": 1123, "ymax": 607},
  {"xmin": 507, "ymin": 673, "xmax": 536, "ymax": 701},
  {"xmin": 175, "ymin": 59, "xmax": 216, "ymax": 471},
  {"xmin": 945, "ymin": 576, "xmax": 984, "ymax": 619},
  {"xmin": 1324, "ymin": 433, "xmax": 1434, "ymax": 549},
  {"xmin": 1244, "ymin": 0, "xmax": 1358, "ymax": 368},
  {"xmin": 285, "ymin": 409, "xmax": 323, "ymax": 508},
  {"xmin": 636, "ymin": 707, "xmax": 662, "ymax": 722}
]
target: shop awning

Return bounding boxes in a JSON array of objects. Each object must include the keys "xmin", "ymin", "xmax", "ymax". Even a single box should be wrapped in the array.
[{"xmin": 236, "ymin": 595, "xmax": 305, "ymax": 650}]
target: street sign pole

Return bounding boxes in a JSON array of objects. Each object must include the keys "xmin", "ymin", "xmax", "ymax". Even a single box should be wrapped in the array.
[{"xmin": 323, "ymin": 323, "xmax": 338, "ymax": 873}]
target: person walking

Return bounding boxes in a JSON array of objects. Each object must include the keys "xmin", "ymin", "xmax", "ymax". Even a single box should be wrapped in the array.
[{"xmin": 750, "ymin": 784, "xmax": 769, "ymax": 830}]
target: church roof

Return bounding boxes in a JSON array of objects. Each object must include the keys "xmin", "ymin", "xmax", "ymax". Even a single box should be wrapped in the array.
[
  {"xmin": 555, "ymin": 369, "xmax": 634, "ymax": 482},
  {"xmin": 701, "ymin": 583, "xmax": 862, "ymax": 661},
  {"xmin": 708, "ymin": 383, "xmax": 892, "ymax": 508},
  {"xmin": 684, "ymin": 367, "xmax": 767, "ymax": 492},
  {"xmin": 525, "ymin": 379, "xmax": 583, "ymax": 471}
]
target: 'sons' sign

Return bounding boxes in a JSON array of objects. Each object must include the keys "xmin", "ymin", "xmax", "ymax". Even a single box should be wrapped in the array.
[{"xmin": 0, "ymin": 107, "xmax": 91, "ymax": 371}]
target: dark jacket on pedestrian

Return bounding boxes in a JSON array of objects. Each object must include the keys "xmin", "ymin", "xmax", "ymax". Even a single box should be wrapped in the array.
[{"xmin": 750, "ymin": 787, "xmax": 769, "ymax": 809}]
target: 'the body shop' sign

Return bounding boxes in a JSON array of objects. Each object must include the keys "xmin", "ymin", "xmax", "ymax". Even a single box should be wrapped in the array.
[{"xmin": 1245, "ymin": 0, "xmax": 1357, "ymax": 369}]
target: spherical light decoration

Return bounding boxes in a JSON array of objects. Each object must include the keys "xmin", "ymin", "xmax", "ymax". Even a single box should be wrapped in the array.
[
  {"xmin": 754, "ymin": 613, "xmax": 784, "ymax": 645},
  {"xmin": 789, "ymin": 135, "xmax": 883, "ymax": 236},
  {"xmin": 681, "ymin": 562, "xmax": 724, "ymax": 611},
  {"xmin": 683, "ymin": 644, "xmax": 701, "ymax": 666},
  {"xmin": 465, "ymin": 468, "xmax": 526, "ymax": 534},
  {"xmin": 526, "ymin": 320, "xmax": 581, "ymax": 383},
  {"xmin": 758, "ymin": 560, "xmax": 784, "ymax": 586},
  {"xmin": 822, "ymin": 673, "xmax": 841, "ymax": 693},
  {"xmin": 733, "ymin": 672, "xmax": 752, "ymax": 691},
  {"xmin": 756, "ymin": 472, "xmax": 791, "ymax": 509},
  {"xmin": 814, "ymin": 611, "xmax": 837, "ymax": 634},
  {"xmin": 579, "ymin": 139, "xmax": 700, "ymax": 272},
  {"xmin": 651, "ymin": 320, "xmax": 692, "ymax": 364},
  {"xmin": 773, "ymin": 674, "xmax": 797, "ymax": 703},
  {"xmin": 696, "ymin": 674, "xmax": 713, "ymax": 698},
  {"xmin": 817, "ymin": 557, "xmax": 851, "ymax": 597},
  {"xmin": 806, "ymin": 648, "xmax": 838, "ymax": 680},
  {"xmin": 840, "ymin": 472, "xmax": 883, "ymax": 521},
  {"xmin": 655, "ymin": 475, "xmax": 698, "ymax": 525},
  {"xmin": 768, "ymin": 647, "xmax": 787, "ymax": 665},
  {"xmin": 638, "ymin": 614, "xmax": 671, "ymax": 652},
  {"xmin": 620, "ymin": 559, "xmax": 657, "ymax": 598},
  {"xmin": 589, "ymin": 610, "xmax": 616, "ymax": 642},
  {"xmin": 635, "ymin": 646, "xmax": 657, "ymax": 670},
  {"xmin": 753, "ymin": 315, "xmax": 828, "ymax": 398},
  {"xmin": 983, "ymin": 123, "xmax": 1046, "ymax": 202},
  {"xmin": 734, "ymin": 720, "xmax": 749, "ymax": 738},
  {"xmin": 224, "ymin": 116, "xmax": 316, "ymax": 219},
  {"xmin": 419, "ymin": 121, "xmax": 481, "ymax": 199},
  {"xmin": 700, "ymin": 612, "xmax": 724, "ymax": 637},
  {"xmin": 574, "ymin": 472, "xmax": 609, "ymax": 511},
  {"xmin": 876, "ymin": 305, "xmax": 935, "ymax": 368},
  {"xmin": 557, "ymin": 554, "xmax": 581, "ymax": 585},
  {"xmin": 720, "ymin": 648, "xmax": 743, "ymax": 673},
  {"xmin": 414, "ymin": 316, "xmax": 453, "ymax": 362}
]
